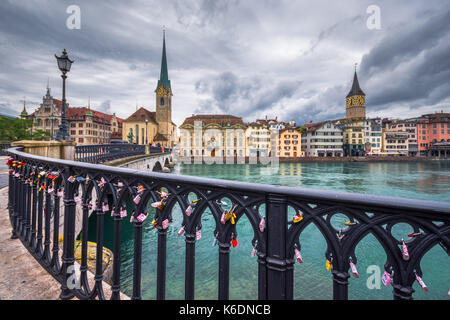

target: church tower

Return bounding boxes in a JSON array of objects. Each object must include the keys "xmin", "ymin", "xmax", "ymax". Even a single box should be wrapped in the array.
[
  {"xmin": 345, "ymin": 67, "xmax": 366, "ymax": 119},
  {"xmin": 155, "ymin": 28, "xmax": 173, "ymax": 143}
]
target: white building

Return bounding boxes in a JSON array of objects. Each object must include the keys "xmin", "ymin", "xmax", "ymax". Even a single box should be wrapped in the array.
[{"xmin": 301, "ymin": 121, "xmax": 344, "ymax": 157}]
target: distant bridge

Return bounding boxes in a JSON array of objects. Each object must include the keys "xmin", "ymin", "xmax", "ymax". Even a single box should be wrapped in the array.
[{"xmin": 118, "ymin": 153, "xmax": 174, "ymax": 172}]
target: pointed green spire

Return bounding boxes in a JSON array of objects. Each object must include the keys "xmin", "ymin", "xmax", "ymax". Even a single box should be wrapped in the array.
[
  {"xmin": 20, "ymin": 96, "xmax": 28, "ymax": 118},
  {"xmin": 156, "ymin": 26, "xmax": 171, "ymax": 94}
]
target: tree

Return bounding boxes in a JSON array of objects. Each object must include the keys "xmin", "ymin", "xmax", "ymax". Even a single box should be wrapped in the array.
[
  {"xmin": 32, "ymin": 129, "xmax": 51, "ymax": 141},
  {"xmin": 0, "ymin": 117, "xmax": 32, "ymax": 142}
]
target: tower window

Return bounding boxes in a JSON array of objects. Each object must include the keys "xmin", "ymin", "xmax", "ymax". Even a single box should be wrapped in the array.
[{"xmin": 160, "ymin": 97, "xmax": 164, "ymax": 106}]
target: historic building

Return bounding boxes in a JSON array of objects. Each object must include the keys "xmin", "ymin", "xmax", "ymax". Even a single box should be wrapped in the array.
[
  {"xmin": 278, "ymin": 127, "xmax": 304, "ymax": 157},
  {"xmin": 245, "ymin": 122, "xmax": 271, "ymax": 157},
  {"xmin": 179, "ymin": 114, "xmax": 247, "ymax": 158},
  {"xmin": 339, "ymin": 69, "xmax": 367, "ymax": 156},
  {"xmin": 301, "ymin": 121, "xmax": 343, "ymax": 157},
  {"xmin": 386, "ymin": 118, "xmax": 419, "ymax": 156},
  {"xmin": 122, "ymin": 29, "xmax": 177, "ymax": 147},
  {"xmin": 382, "ymin": 131, "xmax": 409, "ymax": 155},
  {"xmin": 364, "ymin": 118, "xmax": 383, "ymax": 155},
  {"xmin": 417, "ymin": 112, "xmax": 450, "ymax": 157},
  {"xmin": 24, "ymin": 87, "xmax": 122, "ymax": 144}
]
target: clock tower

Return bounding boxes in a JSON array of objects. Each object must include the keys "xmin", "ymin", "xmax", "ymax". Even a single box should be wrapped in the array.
[
  {"xmin": 345, "ymin": 67, "xmax": 366, "ymax": 119},
  {"xmin": 155, "ymin": 28, "xmax": 173, "ymax": 144}
]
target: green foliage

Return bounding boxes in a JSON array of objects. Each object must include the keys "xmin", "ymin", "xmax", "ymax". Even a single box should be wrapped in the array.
[
  {"xmin": 298, "ymin": 126, "xmax": 307, "ymax": 133},
  {"xmin": 32, "ymin": 129, "xmax": 51, "ymax": 141},
  {"xmin": 0, "ymin": 117, "xmax": 32, "ymax": 142}
]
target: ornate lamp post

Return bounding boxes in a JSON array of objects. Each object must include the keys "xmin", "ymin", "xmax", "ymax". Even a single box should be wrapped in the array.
[
  {"xmin": 55, "ymin": 49, "xmax": 74, "ymax": 141},
  {"xmin": 145, "ymin": 118, "xmax": 148, "ymax": 145},
  {"xmin": 50, "ymin": 112, "xmax": 56, "ymax": 140}
]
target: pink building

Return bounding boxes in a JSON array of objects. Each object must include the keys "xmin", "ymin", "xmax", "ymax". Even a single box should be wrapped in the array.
[{"xmin": 417, "ymin": 112, "xmax": 450, "ymax": 157}]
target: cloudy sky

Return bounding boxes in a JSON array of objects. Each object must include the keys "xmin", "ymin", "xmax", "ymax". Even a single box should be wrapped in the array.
[{"xmin": 1, "ymin": 0, "xmax": 449, "ymax": 126}]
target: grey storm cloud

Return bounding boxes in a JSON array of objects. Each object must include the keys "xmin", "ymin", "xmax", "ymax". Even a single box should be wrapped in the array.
[{"xmin": 0, "ymin": 0, "xmax": 449, "ymax": 126}]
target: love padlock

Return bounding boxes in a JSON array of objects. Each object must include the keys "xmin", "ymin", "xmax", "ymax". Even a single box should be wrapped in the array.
[
  {"xmin": 120, "ymin": 209, "xmax": 128, "ymax": 218},
  {"xmin": 136, "ymin": 213, "xmax": 147, "ymax": 223},
  {"xmin": 102, "ymin": 203, "xmax": 109, "ymax": 212},
  {"xmin": 381, "ymin": 271, "xmax": 393, "ymax": 287},
  {"xmin": 133, "ymin": 194, "xmax": 141, "ymax": 204},
  {"xmin": 196, "ymin": 229, "xmax": 202, "ymax": 240},
  {"xmin": 259, "ymin": 217, "xmax": 265, "ymax": 232},
  {"xmin": 251, "ymin": 244, "xmax": 257, "ymax": 257},
  {"xmin": 74, "ymin": 195, "xmax": 81, "ymax": 203},
  {"xmin": 293, "ymin": 213, "xmax": 303, "ymax": 223},
  {"xmin": 162, "ymin": 219, "xmax": 169, "ymax": 229},
  {"xmin": 232, "ymin": 236, "xmax": 238, "ymax": 248},
  {"xmin": 326, "ymin": 258, "xmax": 332, "ymax": 271},
  {"xmin": 415, "ymin": 273, "xmax": 428, "ymax": 293},
  {"xmin": 349, "ymin": 261, "xmax": 359, "ymax": 278},
  {"xmin": 177, "ymin": 226, "xmax": 185, "ymax": 236},
  {"xmin": 401, "ymin": 240, "xmax": 409, "ymax": 261},
  {"xmin": 185, "ymin": 205, "xmax": 193, "ymax": 216},
  {"xmin": 295, "ymin": 248, "xmax": 303, "ymax": 264}
]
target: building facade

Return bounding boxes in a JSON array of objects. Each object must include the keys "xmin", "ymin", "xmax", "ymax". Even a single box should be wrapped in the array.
[
  {"xmin": 417, "ymin": 112, "xmax": 450, "ymax": 156},
  {"xmin": 179, "ymin": 114, "xmax": 247, "ymax": 158},
  {"xmin": 245, "ymin": 122, "xmax": 271, "ymax": 157},
  {"xmin": 364, "ymin": 118, "xmax": 383, "ymax": 155},
  {"xmin": 25, "ymin": 87, "xmax": 122, "ymax": 145},
  {"xmin": 302, "ymin": 121, "xmax": 343, "ymax": 157},
  {"xmin": 387, "ymin": 119, "xmax": 419, "ymax": 156},
  {"xmin": 382, "ymin": 131, "xmax": 409, "ymax": 155},
  {"xmin": 278, "ymin": 128, "xmax": 303, "ymax": 157}
]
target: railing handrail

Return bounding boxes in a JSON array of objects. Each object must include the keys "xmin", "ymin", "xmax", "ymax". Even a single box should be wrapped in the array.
[{"xmin": 7, "ymin": 147, "xmax": 450, "ymax": 217}]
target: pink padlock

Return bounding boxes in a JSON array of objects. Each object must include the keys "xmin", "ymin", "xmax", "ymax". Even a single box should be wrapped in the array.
[
  {"xmin": 98, "ymin": 178, "xmax": 106, "ymax": 187},
  {"xmin": 47, "ymin": 188, "xmax": 54, "ymax": 194},
  {"xmin": 196, "ymin": 229, "xmax": 202, "ymax": 240},
  {"xmin": 120, "ymin": 209, "xmax": 127, "ymax": 218},
  {"xmin": 381, "ymin": 271, "xmax": 392, "ymax": 287},
  {"xmin": 349, "ymin": 261, "xmax": 359, "ymax": 278},
  {"xmin": 57, "ymin": 190, "xmax": 64, "ymax": 198},
  {"xmin": 136, "ymin": 213, "xmax": 147, "ymax": 222},
  {"xmin": 162, "ymin": 219, "xmax": 169, "ymax": 229},
  {"xmin": 133, "ymin": 195, "xmax": 141, "ymax": 204},
  {"xmin": 294, "ymin": 248, "xmax": 303, "ymax": 264},
  {"xmin": 415, "ymin": 274, "xmax": 428, "ymax": 293},
  {"xmin": 185, "ymin": 205, "xmax": 193, "ymax": 216},
  {"xmin": 259, "ymin": 217, "xmax": 265, "ymax": 232},
  {"xmin": 177, "ymin": 226, "xmax": 185, "ymax": 236},
  {"xmin": 220, "ymin": 213, "xmax": 226, "ymax": 224},
  {"xmin": 251, "ymin": 246, "xmax": 257, "ymax": 257},
  {"xmin": 401, "ymin": 240, "xmax": 409, "ymax": 261},
  {"xmin": 102, "ymin": 203, "xmax": 109, "ymax": 212},
  {"xmin": 74, "ymin": 195, "xmax": 81, "ymax": 203}
]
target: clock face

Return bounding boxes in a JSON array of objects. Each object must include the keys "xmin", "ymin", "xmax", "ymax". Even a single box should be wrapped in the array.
[{"xmin": 157, "ymin": 85, "xmax": 167, "ymax": 96}]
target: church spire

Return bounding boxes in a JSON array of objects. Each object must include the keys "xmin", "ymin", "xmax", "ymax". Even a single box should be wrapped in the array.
[
  {"xmin": 156, "ymin": 26, "xmax": 171, "ymax": 94},
  {"xmin": 20, "ymin": 96, "xmax": 28, "ymax": 118},
  {"xmin": 346, "ymin": 66, "xmax": 365, "ymax": 98}
]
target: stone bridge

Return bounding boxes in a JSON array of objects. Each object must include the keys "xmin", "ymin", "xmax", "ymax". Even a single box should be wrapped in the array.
[{"xmin": 117, "ymin": 153, "xmax": 174, "ymax": 172}]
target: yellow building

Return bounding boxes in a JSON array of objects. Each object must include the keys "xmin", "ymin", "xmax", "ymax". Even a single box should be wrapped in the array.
[
  {"xmin": 245, "ymin": 122, "xmax": 271, "ymax": 157},
  {"xmin": 382, "ymin": 131, "xmax": 409, "ymax": 156},
  {"xmin": 278, "ymin": 128, "xmax": 303, "ymax": 157}
]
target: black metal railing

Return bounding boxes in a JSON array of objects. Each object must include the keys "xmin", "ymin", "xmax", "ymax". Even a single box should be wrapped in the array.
[
  {"xmin": 6, "ymin": 147, "xmax": 450, "ymax": 300},
  {"xmin": 74, "ymin": 144, "xmax": 171, "ymax": 164},
  {"xmin": 0, "ymin": 143, "xmax": 11, "ymax": 156}
]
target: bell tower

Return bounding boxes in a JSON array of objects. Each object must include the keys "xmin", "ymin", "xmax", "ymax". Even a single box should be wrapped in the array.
[
  {"xmin": 155, "ymin": 27, "xmax": 172, "ymax": 141},
  {"xmin": 346, "ymin": 65, "xmax": 366, "ymax": 119}
]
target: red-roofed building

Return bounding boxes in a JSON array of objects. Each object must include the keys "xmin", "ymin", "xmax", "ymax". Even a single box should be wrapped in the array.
[{"xmin": 27, "ymin": 86, "xmax": 123, "ymax": 145}]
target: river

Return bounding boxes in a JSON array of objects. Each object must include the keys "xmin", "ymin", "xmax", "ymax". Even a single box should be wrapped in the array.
[{"xmin": 88, "ymin": 161, "xmax": 450, "ymax": 300}]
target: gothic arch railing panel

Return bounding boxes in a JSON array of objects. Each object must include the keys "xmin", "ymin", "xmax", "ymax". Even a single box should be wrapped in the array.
[{"xmin": 5, "ymin": 147, "xmax": 450, "ymax": 301}]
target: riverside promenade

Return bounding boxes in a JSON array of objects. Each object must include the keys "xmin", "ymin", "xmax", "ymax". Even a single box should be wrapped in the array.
[
  {"xmin": 0, "ymin": 156, "xmax": 129, "ymax": 300},
  {"xmin": 0, "ymin": 156, "xmax": 62, "ymax": 299}
]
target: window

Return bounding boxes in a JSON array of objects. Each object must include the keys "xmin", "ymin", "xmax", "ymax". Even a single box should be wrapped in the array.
[
  {"xmin": 79, "ymin": 130, "xmax": 83, "ymax": 135},
  {"xmin": 78, "ymin": 138, "xmax": 84, "ymax": 143}
]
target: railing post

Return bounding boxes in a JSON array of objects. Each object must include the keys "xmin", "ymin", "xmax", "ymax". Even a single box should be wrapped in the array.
[
  {"xmin": 132, "ymin": 221, "xmax": 143, "ymax": 300},
  {"xmin": 156, "ymin": 226, "xmax": 167, "ymax": 300},
  {"xmin": 265, "ymin": 193, "xmax": 292, "ymax": 300},
  {"xmin": 218, "ymin": 241, "xmax": 230, "ymax": 300},
  {"xmin": 332, "ymin": 270, "xmax": 350, "ymax": 300},
  {"xmin": 60, "ymin": 168, "xmax": 76, "ymax": 300},
  {"xmin": 10, "ymin": 171, "xmax": 19, "ymax": 239},
  {"xmin": 393, "ymin": 283, "xmax": 414, "ymax": 300},
  {"xmin": 185, "ymin": 232, "xmax": 196, "ymax": 300},
  {"xmin": 111, "ymin": 206, "xmax": 122, "ymax": 300}
]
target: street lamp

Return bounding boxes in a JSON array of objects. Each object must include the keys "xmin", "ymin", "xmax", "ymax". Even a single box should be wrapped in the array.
[
  {"xmin": 145, "ymin": 118, "xmax": 148, "ymax": 145},
  {"xmin": 50, "ymin": 112, "xmax": 56, "ymax": 140},
  {"xmin": 55, "ymin": 48, "xmax": 74, "ymax": 141},
  {"xmin": 103, "ymin": 115, "xmax": 107, "ymax": 144}
]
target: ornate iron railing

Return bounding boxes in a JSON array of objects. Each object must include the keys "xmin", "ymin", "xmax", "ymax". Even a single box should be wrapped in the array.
[
  {"xmin": 0, "ymin": 143, "xmax": 11, "ymax": 156},
  {"xmin": 6, "ymin": 147, "xmax": 450, "ymax": 300},
  {"xmin": 74, "ymin": 144, "xmax": 171, "ymax": 164}
]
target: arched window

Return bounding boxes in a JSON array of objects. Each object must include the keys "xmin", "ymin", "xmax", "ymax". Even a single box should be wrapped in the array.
[{"xmin": 160, "ymin": 97, "xmax": 164, "ymax": 106}]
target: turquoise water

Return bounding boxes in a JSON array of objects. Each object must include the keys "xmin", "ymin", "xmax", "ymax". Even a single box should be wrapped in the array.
[{"xmin": 91, "ymin": 161, "xmax": 450, "ymax": 300}]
